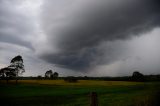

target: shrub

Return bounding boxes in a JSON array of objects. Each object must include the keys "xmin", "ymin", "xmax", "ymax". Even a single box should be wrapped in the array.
[
  {"xmin": 131, "ymin": 71, "xmax": 145, "ymax": 82},
  {"xmin": 64, "ymin": 76, "xmax": 78, "ymax": 83}
]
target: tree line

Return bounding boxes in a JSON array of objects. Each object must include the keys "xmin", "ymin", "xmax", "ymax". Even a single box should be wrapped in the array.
[{"xmin": 0, "ymin": 55, "xmax": 160, "ymax": 82}]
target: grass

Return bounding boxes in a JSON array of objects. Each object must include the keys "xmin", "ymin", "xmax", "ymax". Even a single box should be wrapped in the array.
[
  {"xmin": 1, "ymin": 79, "xmax": 143, "ymax": 86},
  {"xmin": 0, "ymin": 80, "xmax": 160, "ymax": 106}
]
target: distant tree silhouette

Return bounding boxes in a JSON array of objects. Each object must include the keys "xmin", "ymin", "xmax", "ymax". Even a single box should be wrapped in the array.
[
  {"xmin": 64, "ymin": 76, "xmax": 78, "ymax": 83},
  {"xmin": 132, "ymin": 71, "xmax": 145, "ymax": 82},
  {"xmin": 45, "ymin": 70, "xmax": 53, "ymax": 78},
  {"xmin": 37, "ymin": 75, "xmax": 42, "ymax": 80},
  {"xmin": 51, "ymin": 72, "xmax": 59, "ymax": 79}
]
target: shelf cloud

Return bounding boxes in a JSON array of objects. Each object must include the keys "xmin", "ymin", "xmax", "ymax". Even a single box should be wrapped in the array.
[
  {"xmin": 40, "ymin": 0, "xmax": 160, "ymax": 71},
  {"xmin": 0, "ymin": 0, "xmax": 160, "ymax": 76}
]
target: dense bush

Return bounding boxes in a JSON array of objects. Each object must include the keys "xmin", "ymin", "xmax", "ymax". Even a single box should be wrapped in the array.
[
  {"xmin": 131, "ymin": 71, "xmax": 145, "ymax": 82},
  {"xmin": 64, "ymin": 76, "xmax": 78, "ymax": 83}
]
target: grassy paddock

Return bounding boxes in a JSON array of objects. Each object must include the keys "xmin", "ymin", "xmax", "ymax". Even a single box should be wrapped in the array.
[
  {"xmin": 0, "ymin": 79, "xmax": 143, "ymax": 86},
  {"xmin": 0, "ymin": 80, "xmax": 160, "ymax": 106}
]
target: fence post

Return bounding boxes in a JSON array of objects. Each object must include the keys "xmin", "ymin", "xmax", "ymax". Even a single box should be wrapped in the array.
[{"xmin": 90, "ymin": 92, "xmax": 98, "ymax": 106}]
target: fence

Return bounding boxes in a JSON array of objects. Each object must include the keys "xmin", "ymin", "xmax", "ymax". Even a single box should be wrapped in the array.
[{"xmin": 90, "ymin": 92, "xmax": 98, "ymax": 106}]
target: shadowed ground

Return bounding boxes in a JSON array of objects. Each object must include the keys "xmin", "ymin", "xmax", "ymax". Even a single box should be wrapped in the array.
[{"xmin": 0, "ymin": 80, "xmax": 160, "ymax": 106}]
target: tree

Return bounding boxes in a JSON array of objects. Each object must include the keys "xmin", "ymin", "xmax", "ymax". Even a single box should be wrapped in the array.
[
  {"xmin": 51, "ymin": 72, "xmax": 59, "ymax": 79},
  {"xmin": 9, "ymin": 55, "xmax": 25, "ymax": 77},
  {"xmin": 132, "ymin": 71, "xmax": 145, "ymax": 82},
  {"xmin": 0, "ymin": 55, "xmax": 25, "ymax": 83},
  {"xmin": 45, "ymin": 70, "xmax": 53, "ymax": 78},
  {"xmin": 0, "ymin": 67, "xmax": 16, "ymax": 77}
]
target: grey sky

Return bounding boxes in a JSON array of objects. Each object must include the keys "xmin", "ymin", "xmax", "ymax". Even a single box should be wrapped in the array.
[{"xmin": 0, "ymin": 0, "xmax": 160, "ymax": 76}]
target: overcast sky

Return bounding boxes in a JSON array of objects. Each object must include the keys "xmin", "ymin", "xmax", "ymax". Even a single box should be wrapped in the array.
[{"xmin": 0, "ymin": 0, "xmax": 160, "ymax": 77}]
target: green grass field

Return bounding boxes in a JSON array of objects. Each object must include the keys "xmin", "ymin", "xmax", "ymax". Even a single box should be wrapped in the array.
[{"xmin": 0, "ymin": 80, "xmax": 160, "ymax": 106}]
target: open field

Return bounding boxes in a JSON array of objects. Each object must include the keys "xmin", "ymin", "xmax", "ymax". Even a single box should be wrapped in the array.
[
  {"xmin": 0, "ymin": 80, "xmax": 160, "ymax": 106},
  {"xmin": 0, "ymin": 80, "xmax": 144, "ymax": 86}
]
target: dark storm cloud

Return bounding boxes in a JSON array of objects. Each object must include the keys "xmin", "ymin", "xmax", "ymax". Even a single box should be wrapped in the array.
[
  {"xmin": 41, "ymin": 0, "xmax": 160, "ymax": 70},
  {"xmin": 0, "ymin": 0, "xmax": 35, "ymax": 50}
]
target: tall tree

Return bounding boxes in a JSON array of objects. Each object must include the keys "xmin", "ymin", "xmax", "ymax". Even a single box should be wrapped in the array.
[
  {"xmin": 0, "ymin": 55, "xmax": 25, "ymax": 83},
  {"xmin": 45, "ymin": 70, "xmax": 53, "ymax": 78},
  {"xmin": 9, "ymin": 55, "xmax": 25, "ymax": 77}
]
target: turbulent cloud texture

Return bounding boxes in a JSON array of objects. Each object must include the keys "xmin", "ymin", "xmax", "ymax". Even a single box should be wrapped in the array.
[
  {"xmin": 0, "ymin": 0, "xmax": 41, "ymax": 76},
  {"xmin": 0, "ymin": 0, "xmax": 35, "ymax": 50},
  {"xmin": 0, "ymin": 0, "xmax": 160, "ymax": 76},
  {"xmin": 40, "ymin": 0, "xmax": 160, "ymax": 70}
]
